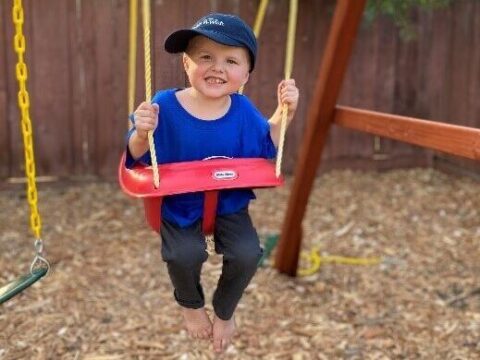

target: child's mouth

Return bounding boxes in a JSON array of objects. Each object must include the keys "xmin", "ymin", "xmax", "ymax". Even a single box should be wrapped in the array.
[{"xmin": 205, "ymin": 77, "xmax": 226, "ymax": 85}]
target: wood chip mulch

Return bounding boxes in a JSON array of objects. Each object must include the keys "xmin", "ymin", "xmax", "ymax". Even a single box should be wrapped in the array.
[{"xmin": 0, "ymin": 168, "xmax": 479, "ymax": 359}]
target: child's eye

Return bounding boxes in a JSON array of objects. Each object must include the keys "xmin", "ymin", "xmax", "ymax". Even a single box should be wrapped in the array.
[{"xmin": 200, "ymin": 55, "xmax": 211, "ymax": 60}]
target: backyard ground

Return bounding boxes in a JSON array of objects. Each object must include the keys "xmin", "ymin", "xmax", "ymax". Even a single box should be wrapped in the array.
[{"xmin": 0, "ymin": 168, "xmax": 479, "ymax": 359}]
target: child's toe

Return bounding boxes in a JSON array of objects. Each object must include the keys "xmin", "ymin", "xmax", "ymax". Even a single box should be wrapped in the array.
[{"xmin": 213, "ymin": 337, "xmax": 222, "ymax": 353}]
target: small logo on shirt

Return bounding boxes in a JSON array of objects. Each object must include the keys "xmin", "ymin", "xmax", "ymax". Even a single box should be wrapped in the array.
[{"xmin": 212, "ymin": 170, "xmax": 238, "ymax": 180}]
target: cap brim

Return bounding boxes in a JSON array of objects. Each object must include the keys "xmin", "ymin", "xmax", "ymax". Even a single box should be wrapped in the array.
[{"xmin": 164, "ymin": 29, "xmax": 244, "ymax": 54}]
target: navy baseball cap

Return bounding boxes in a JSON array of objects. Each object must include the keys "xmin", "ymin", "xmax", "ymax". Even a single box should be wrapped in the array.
[{"xmin": 164, "ymin": 13, "xmax": 257, "ymax": 72}]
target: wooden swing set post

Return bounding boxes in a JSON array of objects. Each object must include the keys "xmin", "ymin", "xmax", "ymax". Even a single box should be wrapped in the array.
[
  {"xmin": 274, "ymin": 0, "xmax": 367, "ymax": 276},
  {"xmin": 275, "ymin": 0, "xmax": 480, "ymax": 277}
]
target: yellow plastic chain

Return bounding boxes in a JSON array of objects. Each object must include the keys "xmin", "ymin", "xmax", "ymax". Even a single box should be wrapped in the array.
[
  {"xmin": 12, "ymin": 0, "xmax": 49, "ymax": 273},
  {"xmin": 275, "ymin": 0, "xmax": 298, "ymax": 177},
  {"xmin": 298, "ymin": 246, "xmax": 381, "ymax": 277},
  {"xmin": 12, "ymin": 0, "xmax": 41, "ymax": 240},
  {"xmin": 141, "ymin": 0, "xmax": 160, "ymax": 188}
]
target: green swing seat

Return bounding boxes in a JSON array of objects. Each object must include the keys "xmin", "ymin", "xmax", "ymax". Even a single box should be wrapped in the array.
[{"xmin": 0, "ymin": 267, "xmax": 48, "ymax": 304}]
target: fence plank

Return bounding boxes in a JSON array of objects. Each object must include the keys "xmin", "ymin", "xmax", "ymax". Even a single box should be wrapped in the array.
[
  {"xmin": 434, "ymin": 0, "xmax": 480, "ymax": 175},
  {"xmin": 0, "ymin": 0, "xmax": 9, "ymax": 178},
  {"xmin": 68, "ymin": 0, "xmax": 95, "ymax": 176},
  {"xmin": 18, "ymin": 0, "xmax": 71, "ymax": 178},
  {"xmin": 153, "ymin": 0, "xmax": 186, "ymax": 91},
  {"xmin": 91, "ymin": 0, "xmax": 130, "ymax": 178}
]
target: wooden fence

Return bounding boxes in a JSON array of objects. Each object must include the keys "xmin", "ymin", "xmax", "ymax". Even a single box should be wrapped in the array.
[{"xmin": 0, "ymin": 0, "xmax": 478, "ymax": 180}]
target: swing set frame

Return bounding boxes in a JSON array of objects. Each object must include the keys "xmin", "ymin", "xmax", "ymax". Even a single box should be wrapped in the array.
[{"xmin": 274, "ymin": 0, "xmax": 480, "ymax": 276}]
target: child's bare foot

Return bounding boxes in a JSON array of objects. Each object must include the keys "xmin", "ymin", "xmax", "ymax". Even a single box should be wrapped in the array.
[
  {"xmin": 182, "ymin": 307, "xmax": 212, "ymax": 339},
  {"xmin": 212, "ymin": 314, "xmax": 236, "ymax": 353}
]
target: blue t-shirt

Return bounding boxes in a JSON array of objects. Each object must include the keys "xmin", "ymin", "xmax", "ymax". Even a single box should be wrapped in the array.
[{"xmin": 126, "ymin": 88, "xmax": 276, "ymax": 227}]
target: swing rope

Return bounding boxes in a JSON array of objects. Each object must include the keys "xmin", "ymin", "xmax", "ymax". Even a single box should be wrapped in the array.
[
  {"xmin": 128, "ymin": 0, "xmax": 138, "ymax": 121},
  {"xmin": 1, "ymin": 0, "xmax": 49, "ymax": 304},
  {"xmin": 252, "ymin": 0, "xmax": 269, "ymax": 36},
  {"xmin": 238, "ymin": 0, "xmax": 297, "ymax": 178},
  {"xmin": 255, "ymin": 234, "xmax": 381, "ymax": 275},
  {"xmin": 298, "ymin": 246, "xmax": 382, "ymax": 277},
  {"xmin": 238, "ymin": 0, "xmax": 268, "ymax": 95},
  {"xmin": 141, "ymin": 0, "xmax": 160, "ymax": 188},
  {"xmin": 275, "ymin": 0, "xmax": 297, "ymax": 178}
]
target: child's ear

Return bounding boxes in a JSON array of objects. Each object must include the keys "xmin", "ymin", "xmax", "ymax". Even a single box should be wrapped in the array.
[
  {"xmin": 182, "ymin": 53, "xmax": 189, "ymax": 71},
  {"xmin": 243, "ymin": 72, "xmax": 250, "ymax": 86}
]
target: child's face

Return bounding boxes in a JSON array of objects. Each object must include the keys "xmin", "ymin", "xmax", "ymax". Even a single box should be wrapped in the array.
[{"xmin": 183, "ymin": 36, "xmax": 250, "ymax": 99}]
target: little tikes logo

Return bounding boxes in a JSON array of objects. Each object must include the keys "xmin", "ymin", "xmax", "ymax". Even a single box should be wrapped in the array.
[
  {"xmin": 212, "ymin": 170, "xmax": 237, "ymax": 180},
  {"xmin": 193, "ymin": 18, "xmax": 225, "ymax": 29}
]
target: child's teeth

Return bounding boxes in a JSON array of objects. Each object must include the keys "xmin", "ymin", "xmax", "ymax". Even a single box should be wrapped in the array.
[{"xmin": 208, "ymin": 78, "xmax": 223, "ymax": 84}]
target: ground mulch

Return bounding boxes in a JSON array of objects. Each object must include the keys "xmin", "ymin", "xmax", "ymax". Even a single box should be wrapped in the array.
[{"xmin": 0, "ymin": 168, "xmax": 479, "ymax": 359}]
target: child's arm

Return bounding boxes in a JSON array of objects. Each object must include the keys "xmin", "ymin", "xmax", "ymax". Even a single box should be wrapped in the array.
[
  {"xmin": 128, "ymin": 102, "xmax": 159, "ymax": 159},
  {"xmin": 268, "ymin": 79, "xmax": 299, "ymax": 147}
]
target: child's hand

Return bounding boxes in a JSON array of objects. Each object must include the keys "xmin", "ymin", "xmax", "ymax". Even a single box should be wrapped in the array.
[
  {"xmin": 133, "ymin": 102, "xmax": 159, "ymax": 140},
  {"xmin": 277, "ymin": 79, "xmax": 299, "ymax": 121},
  {"xmin": 268, "ymin": 79, "xmax": 299, "ymax": 146}
]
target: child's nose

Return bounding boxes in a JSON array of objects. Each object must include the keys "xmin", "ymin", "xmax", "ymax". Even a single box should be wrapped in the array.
[{"xmin": 210, "ymin": 61, "xmax": 224, "ymax": 72}]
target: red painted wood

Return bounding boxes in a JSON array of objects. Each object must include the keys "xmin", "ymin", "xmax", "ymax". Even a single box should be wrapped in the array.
[
  {"xmin": 274, "ymin": 0, "xmax": 367, "ymax": 276},
  {"xmin": 334, "ymin": 106, "xmax": 480, "ymax": 161}
]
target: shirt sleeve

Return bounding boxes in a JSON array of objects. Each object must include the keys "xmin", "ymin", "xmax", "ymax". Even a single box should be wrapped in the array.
[{"xmin": 261, "ymin": 122, "xmax": 277, "ymax": 159}]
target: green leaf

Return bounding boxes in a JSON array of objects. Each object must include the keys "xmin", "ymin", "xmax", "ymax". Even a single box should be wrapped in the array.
[{"xmin": 365, "ymin": 0, "xmax": 453, "ymax": 40}]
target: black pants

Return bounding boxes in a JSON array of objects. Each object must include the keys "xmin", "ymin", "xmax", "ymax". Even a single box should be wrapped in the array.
[{"xmin": 160, "ymin": 207, "xmax": 263, "ymax": 320}]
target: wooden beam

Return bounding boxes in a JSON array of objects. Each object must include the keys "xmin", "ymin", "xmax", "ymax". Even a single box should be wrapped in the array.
[
  {"xmin": 334, "ymin": 106, "xmax": 480, "ymax": 161},
  {"xmin": 274, "ymin": 0, "xmax": 367, "ymax": 276}
]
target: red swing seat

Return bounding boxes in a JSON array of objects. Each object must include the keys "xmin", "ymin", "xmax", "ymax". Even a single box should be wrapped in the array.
[{"xmin": 118, "ymin": 152, "xmax": 283, "ymax": 234}]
